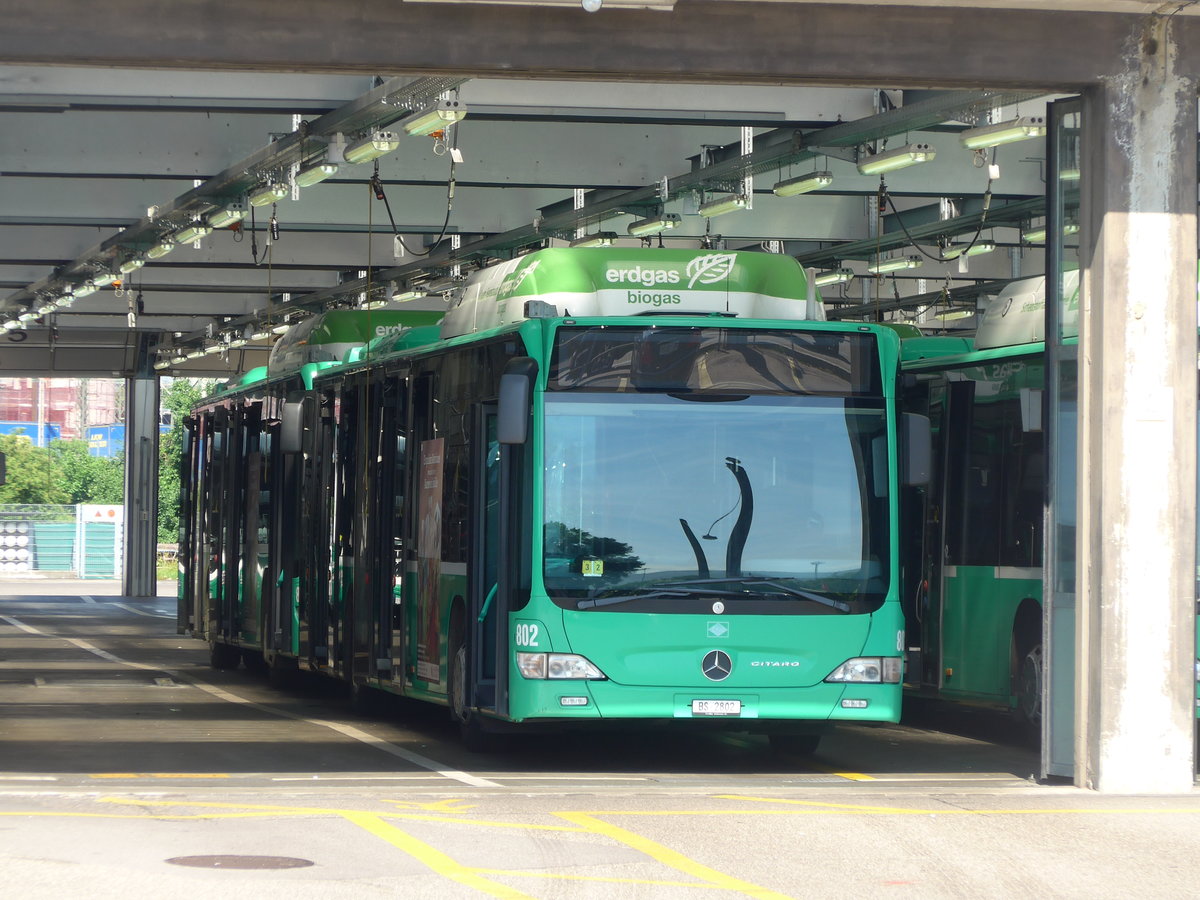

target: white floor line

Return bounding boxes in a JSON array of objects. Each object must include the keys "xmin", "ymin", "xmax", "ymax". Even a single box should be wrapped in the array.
[
  {"xmin": 0, "ymin": 615, "xmax": 500, "ymax": 789},
  {"xmin": 112, "ymin": 602, "xmax": 175, "ymax": 619},
  {"xmin": 80, "ymin": 596, "xmax": 95, "ymax": 604}
]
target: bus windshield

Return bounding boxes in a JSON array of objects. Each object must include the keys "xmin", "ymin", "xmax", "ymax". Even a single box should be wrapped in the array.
[{"xmin": 542, "ymin": 392, "xmax": 890, "ymax": 613}]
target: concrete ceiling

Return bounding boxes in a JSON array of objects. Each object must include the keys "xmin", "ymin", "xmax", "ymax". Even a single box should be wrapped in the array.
[
  {"xmin": 4, "ymin": 0, "xmax": 1142, "ymax": 376},
  {"xmin": 0, "ymin": 64, "xmax": 1061, "ymax": 376}
]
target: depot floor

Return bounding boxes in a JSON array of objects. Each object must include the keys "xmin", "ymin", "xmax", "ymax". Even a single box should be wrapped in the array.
[{"xmin": 1, "ymin": 579, "xmax": 1197, "ymax": 899}]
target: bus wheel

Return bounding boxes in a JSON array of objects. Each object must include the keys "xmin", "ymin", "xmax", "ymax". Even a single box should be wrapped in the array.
[
  {"xmin": 769, "ymin": 732, "xmax": 821, "ymax": 756},
  {"xmin": 1016, "ymin": 643, "xmax": 1043, "ymax": 728},
  {"xmin": 240, "ymin": 648, "xmax": 269, "ymax": 676},
  {"xmin": 448, "ymin": 630, "xmax": 499, "ymax": 752},
  {"xmin": 209, "ymin": 640, "xmax": 241, "ymax": 670}
]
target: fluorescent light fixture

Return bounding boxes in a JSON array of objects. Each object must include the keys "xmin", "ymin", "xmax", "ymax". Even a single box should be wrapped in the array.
[
  {"xmin": 90, "ymin": 271, "xmax": 117, "ymax": 288},
  {"xmin": 249, "ymin": 330, "xmax": 271, "ymax": 341},
  {"xmin": 1059, "ymin": 167, "xmax": 1081, "ymax": 181},
  {"xmin": 36, "ymin": 303, "xmax": 55, "ymax": 316},
  {"xmin": 1022, "ymin": 222, "xmax": 1079, "ymax": 243},
  {"xmin": 17, "ymin": 310, "xmax": 39, "ymax": 322},
  {"xmin": 698, "ymin": 193, "xmax": 748, "ymax": 218},
  {"xmin": 174, "ymin": 222, "xmax": 213, "ymax": 244},
  {"xmin": 772, "ymin": 171, "xmax": 833, "ymax": 197},
  {"xmin": 932, "ymin": 308, "xmax": 976, "ymax": 321},
  {"xmin": 960, "ymin": 116, "xmax": 1047, "ymax": 150},
  {"xmin": 228, "ymin": 338, "xmax": 248, "ymax": 349},
  {"xmin": 146, "ymin": 240, "xmax": 175, "ymax": 260},
  {"xmin": 570, "ymin": 231, "xmax": 618, "ymax": 248},
  {"xmin": 185, "ymin": 348, "xmax": 205, "ymax": 360},
  {"xmin": 207, "ymin": 200, "xmax": 248, "ymax": 228},
  {"xmin": 118, "ymin": 256, "xmax": 146, "ymax": 274},
  {"xmin": 72, "ymin": 280, "xmax": 99, "ymax": 298},
  {"xmin": 857, "ymin": 143, "xmax": 935, "ymax": 176},
  {"xmin": 2, "ymin": 320, "xmax": 22, "ymax": 332},
  {"xmin": 627, "ymin": 213, "xmax": 681, "ymax": 236},
  {"xmin": 401, "ymin": 99, "xmax": 467, "ymax": 137},
  {"xmin": 170, "ymin": 353, "xmax": 187, "ymax": 366},
  {"xmin": 204, "ymin": 343, "xmax": 225, "ymax": 354},
  {"xmin": 248, "ymin": 181, "xmax": 289, "ymax": 207},
  {"xmin": 343, "ymin": 131, "xmax": 400, "ymax": 164},
  {"xmin": 271, "ymin": 323, "xmax": 291, "ymax": 335},
  {"xmin": 295, "ymin": 162, "xmax": 339, "ymax": 187},
  {"xmin": 153, "ymin": 357, "xmax": 171, "ymax": 371},
  {"xmin": 941, "ymin": 240, "xmax": 996, "ymax": 260},
  {"xmin": 813, "ymin": 268, "xmax": 855, "ymax": 287},
  {"xmin": 867, "ymin": 255, "xmax": 923, "ymax": 275}
]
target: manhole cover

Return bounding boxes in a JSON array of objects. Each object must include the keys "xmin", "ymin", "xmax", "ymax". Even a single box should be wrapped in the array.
[{"xmin": 166, "ymin": 855, "xmax": 314, "ymax": 870}]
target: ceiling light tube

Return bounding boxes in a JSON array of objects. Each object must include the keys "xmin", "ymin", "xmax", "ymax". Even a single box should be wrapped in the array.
[
  {"xmin": 401, "ymin": 99, "xmax": 467, "ymax": 136},
  {"xmin": 203, "ymin": 343, "xmax": 225, "ymax": 354},
  {"xmin": 857, "ymin": 143, "xmax": 936, "ymax": 176},
  {"xmin": 174, "ymin": 222, "xmax": 213, "ymax": 245},
  {"xmin": 866, "ymin": 255, "xmax": 923, "ymax": 275},
  {"xmin": 207, "ymin": 201, "xmax": 248, "ymax": 228},
  {"xmin": 146, "ymin": 240, "xmax": 175, "ymax": 260},
  {"xmin": 569, "ymin": 231, "xmax": 618, "ymax": 248},
  {"xmin": 185, "ymin": 348, "xmax": 205, "ymax": 360},
  {"xmin": 153, "ymin": 358, "xmax": 171, "ymax": 371},
  {"xmin": 170, "ymin": 353, "xmax": 187, "ymax": 366},
  {"xmin": 17, "ymin": 310, "xmax": 39, "ymax": 322},
  {"xmin": 248, "ymin": 182, "xmax": 289, "ymax": 207},
  {"xmin": 959, "ymin": 116, "xmax": 1047, "ymax": 150},
  {"xmin": 90, "ymin": 271, "xmax": 117, "ymax": 288},
  {"xmin": 697, "ymin": 193, "xmax": 748, "ymax": 218},
  {"xmin": 118, "ymin": 256, "xmax": 146, "ymax": 274},
  {"xmin": 772, "ymin": 171, "xmax": 834, "ymax": 197},
  {"xmin": 941, "ymin": 240, "xmax": 997, "ymax": 260},
  {"xmin": 249, "ymin": 329, "xmax": 271, "ymax": 341},
  {"xmin": 295, "ymin": 162, "xmax": 339, "ymax": 187},
  {"xmin": 271, "ymin": 323, "xmax": 291, "ymax": 335},
  {"xmin": 813, "ymin": 268, "xmax": 855, "ymax": 287},
  {"xmin": 72, "ymin": 281, "xmax": 99, "ymax": 298},
  {"xmin": 2, "ymin": 320, "xmax": 22, "ymax": 332},
  {"xmin": 343, "ymin": 131, "xmax": 400, "ymax": 164},
  {"xmin": 627, "ymin": 213, "xmax": 681, "ymax": 236},
  {"xmin": 1021, "ymin": 221, "xmax": 1079, "ymax": 243}
]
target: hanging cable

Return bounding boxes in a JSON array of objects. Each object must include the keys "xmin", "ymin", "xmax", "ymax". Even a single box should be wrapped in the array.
[{"xmin": 369, "ymin": 149, "xmax": 457, "ymax": 257}]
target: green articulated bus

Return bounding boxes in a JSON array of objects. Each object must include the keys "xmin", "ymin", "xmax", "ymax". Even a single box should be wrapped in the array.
[
  {"xmin": 179, "ymin": 247, "xmax": 931, "ymax": 753},
  {"xmin": 899, "ymin": 270, "xmax": 1200, "ymax": 728}
]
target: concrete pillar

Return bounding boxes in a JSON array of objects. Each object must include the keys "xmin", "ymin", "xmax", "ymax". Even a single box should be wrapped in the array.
[
  {"xmin": 122, "ymin": 377, "xmax": 160, "ymax": 598},
  {"xmin": 1077, "ymin": 15, "xmax": 1197, "ymax": 792}
]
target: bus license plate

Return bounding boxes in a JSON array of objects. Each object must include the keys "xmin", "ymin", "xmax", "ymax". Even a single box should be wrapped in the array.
[{"xmin": 691, "ymin": 699, "xmax": 742, "ymax": 716}]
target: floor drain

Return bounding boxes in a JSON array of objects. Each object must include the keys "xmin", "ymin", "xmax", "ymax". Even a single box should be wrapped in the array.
[{"xmin": 166, "ymin": 855, "xmax": 314, "ymax": 870}]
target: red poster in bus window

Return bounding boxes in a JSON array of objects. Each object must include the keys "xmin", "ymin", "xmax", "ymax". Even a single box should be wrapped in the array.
[{"xmin": 416, "ymin": 438, "xmax": 444, "ymax": 683}]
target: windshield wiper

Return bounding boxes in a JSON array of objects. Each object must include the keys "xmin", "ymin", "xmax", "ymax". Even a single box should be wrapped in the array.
[
  {"xmin": 576, "ymin": 586, "xmax": 751, "ymax": 610},
  {"xmin": 655, "ymin": 577, "xmax": 852, "ymax": 613}
]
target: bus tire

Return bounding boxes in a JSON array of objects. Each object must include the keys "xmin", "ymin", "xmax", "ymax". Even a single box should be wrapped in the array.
[
  {"xmin": 240, "ymin": 647, "xmax": 269, "ymax": 675},
  {"xmin": 209, "ymin": 640, "xmax": 241, "ymax": 670},
  {"xmin": 1016, "ymin": 642, "xmax": 1043, "ymax": 731},
  {"xmin": 448, "ymin": 622, "xmax": 502, "ymax": 752},
  {"xmin": 769, "ymin": 732, "xmax": 821, "ymax": 756}
]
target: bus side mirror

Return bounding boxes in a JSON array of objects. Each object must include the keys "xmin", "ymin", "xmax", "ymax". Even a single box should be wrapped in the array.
[
  {"xmin": 498, "ymin": 357, "xmax": 538, "ymax": 445},
  {"xmin": 902, "ymin": 413, "xmax": 931, "ymax": 486},
  {"xmin": 280, "ymin": 400, "xmax": 304, "ymax": 455}
]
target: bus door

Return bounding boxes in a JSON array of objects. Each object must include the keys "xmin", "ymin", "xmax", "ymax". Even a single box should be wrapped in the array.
[
  {"xmin": 266, "ymin": 397, "xmax": 303, "ymax": 659},
  {"xmin": 931, "ymin": 379, "xmax": 976, "ymax": 692},
  {"xmin": 466, "ymin": 405, "xmax": 502, "ymax": 715},
  {"xmin": 213, "ymin": 407, "xmax": 243, "ymax": 644}
]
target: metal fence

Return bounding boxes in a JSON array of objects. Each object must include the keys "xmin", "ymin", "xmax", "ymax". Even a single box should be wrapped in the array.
[{"xmin": 0, "ymin": 505, "xmax": 123, "ymax": 579}]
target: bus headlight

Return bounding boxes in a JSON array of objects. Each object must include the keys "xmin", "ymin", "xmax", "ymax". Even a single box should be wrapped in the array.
[
  {"xmin": 516, "ymin": 652, "xmax": 606, "ymax": 680},
  {"xmin": 825, "ymin": 657, "xmax": 902, "ymax": 684}
]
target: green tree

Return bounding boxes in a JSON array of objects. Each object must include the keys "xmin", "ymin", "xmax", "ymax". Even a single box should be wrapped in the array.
[
  {"xmin": 157, "ymin": 379, "xmax": 212, "ymax": 542},
  {"xmin": 0, "ymin": 432, "xmax": 70, "ymax": 505},
  {"xmin": 49, "ymin": 439, "xmax": 124, "ymax": 504}
]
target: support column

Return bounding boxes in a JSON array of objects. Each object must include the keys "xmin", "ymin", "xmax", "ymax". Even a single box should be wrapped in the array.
[
  {"xmin": 1077, "ymin": 16, "xmax": 1197, "ymax": 792},
  {"xmin": 123, "ymin": 376, "xmax": 160, "ymax": 598}
]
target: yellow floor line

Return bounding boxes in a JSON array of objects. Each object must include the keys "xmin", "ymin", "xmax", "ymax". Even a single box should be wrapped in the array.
[
  {"xmin": 557, "ymin": 811, "xmax": 793, "ymax": 900},
  {"xmin": 342, "ymin": 811, "xmax": 537, "ymax": 900},
  {"xmin": 472, "ymin": 867, "xmax": 725, "ymax": 888}
]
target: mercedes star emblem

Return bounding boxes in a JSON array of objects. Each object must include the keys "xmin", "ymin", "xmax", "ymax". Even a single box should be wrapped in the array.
[{"xmin": 701, "ymin": 649, "xmax": 732, "ymax": 681}]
